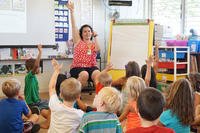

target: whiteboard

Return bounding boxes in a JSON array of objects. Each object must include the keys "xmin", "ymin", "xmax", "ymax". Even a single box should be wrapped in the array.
[
  {"xmin": 110, "ymin": 24, "xmax": 150, "ymax": 69},
  {"xmin": 0, "ymin": 0, "xmax": 55, "ymax": 46}
]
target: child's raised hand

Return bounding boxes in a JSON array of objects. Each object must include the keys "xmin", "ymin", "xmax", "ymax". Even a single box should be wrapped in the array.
[
  {"xmin": 105, "ymin": 63, "xmax": 113, "ymax": 72},
  {"xmin": 37, "ymin": 44, "xmax": 42, "ymax": 53},
  {"xmin": 51, "ymin": 58, "xmax": 59, "ymax": 69},
  {"xmin": 146, "ymin": 55, "xmax": 154, "ymax": 66},
  {"xmin": 51, "ymin": 59, "xmax": 63, "ymax": 72},
  {"xmin": 67, "ymin": 0, "xmax": 74, "ymax": 12},
  {"xmin": 51, "ymin": 58, "xmax": 58, "ymax": 67}
]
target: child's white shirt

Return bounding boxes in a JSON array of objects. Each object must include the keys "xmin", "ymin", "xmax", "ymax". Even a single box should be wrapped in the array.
[{"xmin": 48, "ymin": 94, "xmax": 84, "ymax": 133}]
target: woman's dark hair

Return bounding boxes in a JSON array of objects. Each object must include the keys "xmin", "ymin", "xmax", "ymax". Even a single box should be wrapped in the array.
[
  {"xmin": 79, "ymin": 24, "xmax": 93, "ymax": 40},
  {"xmin": 141, "ymin": 64, "xmax": 157, "ymax": 88},
  {"xmin": 125, "ymin": 61, "xmax": 141, "ymax": 78},
  {"xmin": 167, "ymin": 79, "xmax": 194, "ymax": 125}
]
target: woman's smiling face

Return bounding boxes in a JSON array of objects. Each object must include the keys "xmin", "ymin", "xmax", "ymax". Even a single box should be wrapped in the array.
[{"xmin": 82, "ymin": 27, "xmax": 92, "ymax": 41}]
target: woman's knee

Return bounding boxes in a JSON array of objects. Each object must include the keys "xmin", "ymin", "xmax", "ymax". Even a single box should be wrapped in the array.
[
  {"xmin": 79, "ymin": 71, "xmax": 89, "ymax": 80},
  {"xmin": 91, "ymin": 70, "xmax": 100, "ymax": 81}
]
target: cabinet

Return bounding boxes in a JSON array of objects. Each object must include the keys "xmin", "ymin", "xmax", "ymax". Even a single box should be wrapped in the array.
[
  {"xmin": 0, "ymin": 59, "xmax": 45, "ymax": 76},
  {"xmin": 156, "ymin": 46, "xmax": 190, "ymax": 82}
]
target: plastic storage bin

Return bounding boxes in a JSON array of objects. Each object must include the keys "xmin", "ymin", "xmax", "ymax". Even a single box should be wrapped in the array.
[
  {"xmin": 158, "ymin": 62, "xmax": 186, "ymax": 69},
  {"xmin": 156, "ymin": 73, "xmax": 186, "ymax": 82},
  {"xmin": 187, "ymin": 40, "xmax": 200, "ymax": 53},
  {"xmin": 166, "ymin": 40, "xmax": 188, "ymax": 46},
  {"xmin": 159, "ymin": 51, "xmax": 185, "ymax": 59},
  {"xmin": 199, "ymin": 43, "xmax": 200, "ymax": 52}
]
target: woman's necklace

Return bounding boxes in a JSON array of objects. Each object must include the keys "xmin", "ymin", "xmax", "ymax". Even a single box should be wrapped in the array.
[{"xmin": 86, "ymin": 42, "xmax": 92, "ymax": 55}]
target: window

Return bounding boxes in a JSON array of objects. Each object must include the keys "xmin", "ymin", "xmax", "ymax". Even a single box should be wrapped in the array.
[
  {"xmin": 152, "ymin": 0, "xmax": 182, "ymax": 35},
  {"xmin": 185, "ymin": 0, "xmax": 200, "ymax": 35},
  {"xmin": 152, "ymin": 0, "xmax": 200, "ymax": 36},
  {"xmin": 118, "ymin": 0, "xmax": 145, "ymax": 19}
]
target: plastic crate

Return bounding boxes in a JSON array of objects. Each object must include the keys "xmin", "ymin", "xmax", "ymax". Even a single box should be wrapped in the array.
[
  {"xmin": 187, "ymin": 40, "xmax": 200, "ymax": 53},
  {"xmin": 159, "ymin": 51, "xmax": 185, "ymax": 59},
  {"xmin": 158, "ymin": 62, "xmax": 186, "ymax": 69},
  {"xmin": 198, "ymin": 42, "xmax": 200, "ymax": 52},
  {"xmin": 156, "ymin": 73, "xmax": 186, "ymax": 82},
  {"xmin": 166, "ymin": 40, "xmax": 188, "ymax": 46}
]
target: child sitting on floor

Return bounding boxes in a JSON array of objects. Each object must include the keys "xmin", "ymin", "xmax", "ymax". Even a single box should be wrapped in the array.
[
  {"xmin": 0, "ymin": 79, "xmax": 40, "ymax": 133},
  {"xmin": 159, "ymin": 79, "xmax": 194, "ymax": 133},
  {"xmin": 48, "ymin": 59, "xmax": 84, "ymax": 133},
  {"xmin": 119, "ymin": 76, "xmax": 146, "ymax": 131},
  {"xmin": 24, "ymin": 44, "xmax": 50, "ymax": 129},
  {"xmin": 126, "ymin": 88, "xmax": 174, "ymax": 133},
  {"xmin": 95, "ymin": 71, "xmax": 112, "ymax": 94},
  {"xmin": 79, "ymin": 87, "xmax": 122, "ymax": 133}
]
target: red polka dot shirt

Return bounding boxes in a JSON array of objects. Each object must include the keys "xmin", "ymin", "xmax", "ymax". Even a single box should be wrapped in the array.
[{"xmin": 71, "ymin": 40, "xmax": 97, "ymax": 68}]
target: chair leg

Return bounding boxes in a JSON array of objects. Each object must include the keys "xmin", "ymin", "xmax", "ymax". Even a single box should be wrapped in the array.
[{"xmin": 88, "ymin": 81, "xmax": 94, "ymax": 95}]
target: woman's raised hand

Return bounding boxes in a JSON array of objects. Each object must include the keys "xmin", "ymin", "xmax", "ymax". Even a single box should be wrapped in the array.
[
  {"xmin": 66, "ymin": 0, "xmax": 74, "ymax": 12},
  {"xmin": 93, "ymin": 31, "xmax": 98, "ymax": 38}
]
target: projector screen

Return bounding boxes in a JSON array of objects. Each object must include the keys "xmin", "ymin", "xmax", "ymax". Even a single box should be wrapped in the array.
[{"xmin": 0, "ymin": 0, "xmax": 55, "ymax": 46}]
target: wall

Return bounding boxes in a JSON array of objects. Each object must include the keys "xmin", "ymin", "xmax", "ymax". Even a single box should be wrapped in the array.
[{"xmin": 0, "ymin": 0, "xmax": 147, "ymax": 97}]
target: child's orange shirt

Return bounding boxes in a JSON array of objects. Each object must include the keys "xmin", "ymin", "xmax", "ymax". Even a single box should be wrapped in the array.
[
  {"xmin": 126, "ymin": 101, "xmax": 141, "ymax": 130},
  {"xmin": 95, "ymin": 82, "xmax": 104, "ymax": 94}
]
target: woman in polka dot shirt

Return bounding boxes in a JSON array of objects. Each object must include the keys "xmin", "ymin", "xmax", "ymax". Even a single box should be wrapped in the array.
[{"xmin": 67, "ymin": 1, "xmax": 100, "ymax": 87}]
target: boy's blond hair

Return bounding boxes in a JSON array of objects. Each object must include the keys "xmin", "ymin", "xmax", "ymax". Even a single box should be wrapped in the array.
[
  {"xmin": 125, "ymin": 76, "xmax": 146, "ymax": 100},
  {"xmin": 98, "ymin": 72, "xmax": 112, "ymax": 87},
  {"xmin": 98, "ymin": 87, "xmax": 122, "ymax": 113},
  {"xmin": 2, "ymin": 79, "xmax": 21, "ymax": 98},
  {"xmin": 60, "ymin": 78, "xmax": 81, "ymax": 102}
]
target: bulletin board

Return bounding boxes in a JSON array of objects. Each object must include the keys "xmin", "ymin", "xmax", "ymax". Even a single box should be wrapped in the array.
[
  {"xmin": 55, "ymin": 0, "xmax": 69, "ymax": 42},
  {"xmin": 108, "ymin": 21, "xmax": 154, "ymax": 80}
]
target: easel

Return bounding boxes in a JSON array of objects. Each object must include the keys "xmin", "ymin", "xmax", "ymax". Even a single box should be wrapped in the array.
[{"xmin": 107, "ymin": 19, "xmax": 154, "ymax": 80}]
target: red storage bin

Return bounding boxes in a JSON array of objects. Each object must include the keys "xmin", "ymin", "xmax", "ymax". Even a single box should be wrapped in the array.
[{"xmin": 158, "ymin": 62, "xmax": 186, "ymax": 69}]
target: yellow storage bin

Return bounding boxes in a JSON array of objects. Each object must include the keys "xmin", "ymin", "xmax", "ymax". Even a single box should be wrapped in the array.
[{"xmin": 156, "ymin": 73, "xmax": 186, "ymax": 82}]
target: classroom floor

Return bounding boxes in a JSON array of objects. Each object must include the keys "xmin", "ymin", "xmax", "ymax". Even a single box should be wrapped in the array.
[{"xmin": 39, "ymin": 92, "xmax": 95, "ymax": 133}]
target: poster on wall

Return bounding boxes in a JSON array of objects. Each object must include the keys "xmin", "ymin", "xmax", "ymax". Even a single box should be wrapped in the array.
[
  {"xmin": 55, "ymin": 0, "xmax": 69, "ymax": 42},
  {"xmin": 0, "ymin": 0, "xmax": 26, "ymax": 33},
  {"xmin": 58, "ymin": 0, "xmax": 67, "ymax": 5}
]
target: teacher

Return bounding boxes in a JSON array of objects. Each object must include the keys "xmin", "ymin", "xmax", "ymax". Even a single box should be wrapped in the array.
[{"xmin": 67, "ymin": 1, "xmax": 100, "ymax": 87}]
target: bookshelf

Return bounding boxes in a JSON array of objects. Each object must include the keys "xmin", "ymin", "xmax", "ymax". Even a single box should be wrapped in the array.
[{"xmin": 156, "ymin": 46, "xmax": 190, "ymax": 82}]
